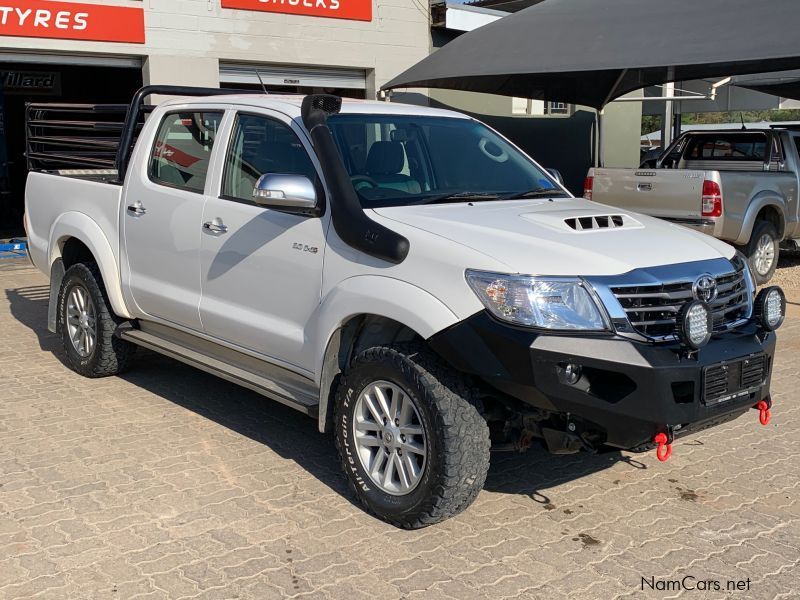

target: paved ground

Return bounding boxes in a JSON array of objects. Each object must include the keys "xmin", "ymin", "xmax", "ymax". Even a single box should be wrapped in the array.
[{"xmin": 1, "ymin": 258, "xmax": 798, "ymax": 600}]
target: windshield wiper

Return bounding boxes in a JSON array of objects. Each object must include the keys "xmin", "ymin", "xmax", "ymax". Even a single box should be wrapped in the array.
[
  {"xmin": 501, "ymin": 188, "xmax": 570, "ymax": 200},
  {"xmin": 412, "ymin": 192, "xmax": 500, "ymax": 205}
]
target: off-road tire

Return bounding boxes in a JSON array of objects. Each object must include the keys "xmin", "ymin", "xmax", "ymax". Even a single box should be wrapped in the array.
[
  {"xmin": 58, "ymin": 262, "xmax": 135, "ymax": 377},
  {"xmin": 334, "ymin": 343, "xmax": 490, "ymax": 529},
  {"xmin": 743, "ymin": 220, "xmax": 779, "ymax": 285}
]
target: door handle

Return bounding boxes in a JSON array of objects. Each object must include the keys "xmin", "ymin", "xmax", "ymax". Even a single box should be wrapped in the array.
[
  {"xmin": 203, "ymin": 218, "xmax": 228, "ymax": 234},
  {"xmin": 127, "ymin": 201, "xmax": 146, "ymax": 216}
]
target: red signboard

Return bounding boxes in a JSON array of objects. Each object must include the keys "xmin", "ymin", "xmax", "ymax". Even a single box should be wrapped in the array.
[
  {"xmin": 0, "ymin": 0, "xmax": 145, "ymax": 43},
  {"xmin": 221, "ymin": 0, "xmax": 372, "ymax": 22}
]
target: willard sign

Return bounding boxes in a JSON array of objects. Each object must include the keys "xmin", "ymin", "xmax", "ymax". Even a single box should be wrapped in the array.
[
  {"xmin": 0, "ymin": 0, "xmax": 145, "ymax": 43},
  {"xmin": 222, "ymin": 0, "xmax": 372, "ymax": 22}
]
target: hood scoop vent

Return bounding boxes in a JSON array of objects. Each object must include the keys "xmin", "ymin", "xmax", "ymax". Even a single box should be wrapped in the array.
[{"xmin": 565, "ymin": 214, "xmax": 629, "ymax": 231}]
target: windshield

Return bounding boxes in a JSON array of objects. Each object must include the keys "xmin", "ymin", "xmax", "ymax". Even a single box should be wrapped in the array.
[{"xmin": 327, "ymin": 114, "xmax": 564, "ymax": 208}]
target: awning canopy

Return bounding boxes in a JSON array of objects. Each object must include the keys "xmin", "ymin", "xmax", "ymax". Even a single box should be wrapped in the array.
[
  {"xmin": 384, "ymin": 0, "xmax": 800, "ymax": 109},
  {"xmin": 732, "ymin": 70, "xmax": 800, "ymax": 102}
]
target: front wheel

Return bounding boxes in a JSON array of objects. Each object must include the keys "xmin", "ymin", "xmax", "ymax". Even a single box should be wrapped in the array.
[
  {"xmin": 334, "ymin": 344, "xmax": 490, "ymax": 529},
  {"xmin": 744, "ymin": 220, "xmax": 779, "ymax": 284}
]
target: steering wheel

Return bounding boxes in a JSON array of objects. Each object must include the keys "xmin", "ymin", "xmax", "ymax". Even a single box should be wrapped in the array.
[{"xmin": 351, "ymin": 175, "xmax": 380, "ymax": 190}]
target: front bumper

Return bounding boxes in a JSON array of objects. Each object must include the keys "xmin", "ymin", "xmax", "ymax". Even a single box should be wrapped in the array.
[{"xmin": 428, "ymin": 312, "xmax": 775, "ymax": 450}]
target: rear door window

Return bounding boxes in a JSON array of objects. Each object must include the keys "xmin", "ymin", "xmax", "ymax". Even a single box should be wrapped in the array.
[{"xmin": 149, "ymin": 111, "xmax": 223, "ymax": 193}]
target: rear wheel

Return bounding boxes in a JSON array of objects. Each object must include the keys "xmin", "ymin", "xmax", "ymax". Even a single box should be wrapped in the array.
[
  {"xmin": 58, "ymin": 262, "xmax": 135, "ymax": 377},
  {"xmin": 334, "ymin": 344, "xmax": 490, "ymax": 529},
  {"xmin": 744, "ymin": 221, "xmax": 779, "ymax": 285}
]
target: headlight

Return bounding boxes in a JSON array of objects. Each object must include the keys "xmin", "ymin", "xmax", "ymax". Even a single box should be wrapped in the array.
[{"xmin": 465, "ymin": 270, "xmax": 609, "ymax": 330}]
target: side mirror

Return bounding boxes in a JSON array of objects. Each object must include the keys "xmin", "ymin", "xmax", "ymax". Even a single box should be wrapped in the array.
[
  {"xmin": 253, "ymin": 174, "xmax": 317, "ymax": 213},
  {"xmin": 546, "ymin": 168, "xmax": 564, "ymax": 185}
]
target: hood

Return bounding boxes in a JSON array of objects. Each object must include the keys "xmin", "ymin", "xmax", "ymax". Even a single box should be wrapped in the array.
[{"xmin": 372, "ymin": 198, "xmax": 734, "ymax": 276}]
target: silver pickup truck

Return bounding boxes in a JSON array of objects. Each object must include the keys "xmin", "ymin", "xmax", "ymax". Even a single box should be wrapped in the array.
[{"xmin": 585, "ymin": 128, "xmax": 800, "ymax": 284}]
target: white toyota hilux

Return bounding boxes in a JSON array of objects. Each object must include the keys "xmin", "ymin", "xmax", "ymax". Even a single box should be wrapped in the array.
[{"xmin": 24, "ymin": 87, "xmax": 785, "ymax": 528}]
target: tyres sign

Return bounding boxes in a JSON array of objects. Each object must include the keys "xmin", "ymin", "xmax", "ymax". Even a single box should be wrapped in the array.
[
  {"xmin": 0, "ymin": 0, "xmax": 145, "ymax": 43},
  {"xmin": 221, "ymin": 0, "xmax": 372, "ymax": 22}
]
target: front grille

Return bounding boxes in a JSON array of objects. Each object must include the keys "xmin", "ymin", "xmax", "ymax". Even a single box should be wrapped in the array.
[
  {"xmin": 703, "ymin": 354, "xmax": 766, "ymax": 405},
  {"xmin": 610, "ymin": 256, "xmax": 750, "ymax": 339}
]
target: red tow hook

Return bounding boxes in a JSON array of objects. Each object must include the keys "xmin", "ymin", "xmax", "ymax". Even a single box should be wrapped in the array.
[
  {"xmin": 653, "ymin": 433, "xmax": 672, "ymax": 462},
  {"xmin": 755, "ymin": 400, "xmax": 771, "ymax": 426}
]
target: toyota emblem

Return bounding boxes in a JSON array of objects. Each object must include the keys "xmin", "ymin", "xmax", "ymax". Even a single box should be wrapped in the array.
[{"xmin": 693, "ymin": 274, "xmax": 718, "ymax": 303}]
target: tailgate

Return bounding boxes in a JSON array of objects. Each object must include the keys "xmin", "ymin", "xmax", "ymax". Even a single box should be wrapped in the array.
[{"xmin": 590, "ymin": 168, "xmax": 708, "ymax": 220}]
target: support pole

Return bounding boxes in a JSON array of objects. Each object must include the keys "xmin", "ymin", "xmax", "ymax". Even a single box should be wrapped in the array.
[
  {"xmin": 596, "ymin": 109, "xmax": 604, "ymax": 168},
  {"xmin": 661, "ymin": 67, "xmax": 677, "ymax": 149},
  {"xmin": 596, "ymin": 68, "xmax": 628, "ymax": 168},
  {"xmin": 662, "ymin": 81, "xmax": 675, "ymax": 148}
]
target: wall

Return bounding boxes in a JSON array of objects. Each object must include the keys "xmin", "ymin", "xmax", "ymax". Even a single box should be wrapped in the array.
[
  {"xmin": 600, "ymin": 91, "xmax": 643, "ymax": 168},
  {"xmin": 0, "ymin": 0, "xmax": 430, "ymax": 96},
  {"xmin": 428, "ymin": 88, "xmax": 515, "ymax": 116}
]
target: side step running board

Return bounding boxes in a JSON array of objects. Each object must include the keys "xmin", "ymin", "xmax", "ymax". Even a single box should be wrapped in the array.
[{"xmin": 117, "ymin": 327, "xmax": 319, "ymax": 418}]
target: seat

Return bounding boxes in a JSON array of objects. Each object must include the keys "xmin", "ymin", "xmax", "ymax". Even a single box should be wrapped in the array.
[{"xmin": 365, "ymin": 141, "xmax": 421, "ymax": 194}]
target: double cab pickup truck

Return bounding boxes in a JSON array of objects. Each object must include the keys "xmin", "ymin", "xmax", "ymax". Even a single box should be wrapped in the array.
[
  {"xmin": 24, "ymin": 87, "xmax": 786, "ymax": 528},
  {"xmin": 586, "ymin": 128, "xmax": 800, "ymax": 284}
]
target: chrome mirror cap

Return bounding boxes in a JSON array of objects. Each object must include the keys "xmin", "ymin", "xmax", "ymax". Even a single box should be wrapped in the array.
[{"xmin": 253, "ymin": 173, "xmax": 317, "ymax": 210}]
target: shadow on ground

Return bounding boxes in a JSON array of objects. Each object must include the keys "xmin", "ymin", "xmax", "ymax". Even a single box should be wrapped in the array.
[{"xmin": 6, "ymin": 281, "xmax": 634, "ymax": 512}]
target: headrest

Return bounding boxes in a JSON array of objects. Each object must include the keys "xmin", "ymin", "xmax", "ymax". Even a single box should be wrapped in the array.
[{"xmin": 366, "ymin": 141, "xmax": 405, "ymax": 175}]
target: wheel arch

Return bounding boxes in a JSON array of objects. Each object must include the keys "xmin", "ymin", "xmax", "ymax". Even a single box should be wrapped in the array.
[
  {"xmin": 735, "ymin": 196, "xmax": 786, "ymax": 244},
  {"xmin": 314, "ymin": 276, "xmax": 462, "ymax": 433},
  {"xmin": 47, "ymin": 212, "xmax": 132, "ymax": 331}
]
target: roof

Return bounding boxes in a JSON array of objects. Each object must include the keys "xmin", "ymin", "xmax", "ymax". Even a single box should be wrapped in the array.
[
  {"xmin": 158, "ymin": 94, "xmax": 468, "ymax": 120},
  {"xmin": 431, "ymin": 2, "xmax": 506, "ymax": 32},
  {"xmin": 467, "ymin": 0, "xmax": 546, "ymax": 13},
  {"xmin": 386, "ymin": 0, "xmax": 800, "ymax": 109}
]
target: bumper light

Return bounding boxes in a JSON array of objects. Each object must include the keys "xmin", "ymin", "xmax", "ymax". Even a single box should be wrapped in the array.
[
  {"xmin": 678, "ymin": 300, "xmax": 712, "ymax": 349},
  {"xmin": 754, "ymin": 286, "xmax": 785, "ymax": 331}
]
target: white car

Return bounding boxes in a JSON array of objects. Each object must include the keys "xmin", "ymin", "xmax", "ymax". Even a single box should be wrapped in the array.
[{"xmin": 24, "ymin": 87, "xmax": 785, "ymax": 528}]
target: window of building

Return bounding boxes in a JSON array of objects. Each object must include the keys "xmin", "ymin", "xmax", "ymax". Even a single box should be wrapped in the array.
[
  {"xmin": 512, "ymin": 98, "xmax": 546, "ymax": 116},
  {"xmin": 149, "ymin": 111, "xmax": 223, "ymax": 193},
  {"xmin": 222, "ymin": 113, "xmax": 317, "ymax": 202},
  {"xmin": 545, "ymin": 101, "xmax": 570, "ymax": 116}
]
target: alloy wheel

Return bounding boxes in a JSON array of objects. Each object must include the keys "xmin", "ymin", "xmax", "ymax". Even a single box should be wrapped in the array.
[
  {"xmin": 65, "ymin": 284, "xmax": 97, "ymax": 357},
  {"xmin": 352, "ymin": 380, "xmax": 427, "ymax": 495},
  {"xmin": 754, "ymin": 233, "xmax": 776, "ymax": 276}
]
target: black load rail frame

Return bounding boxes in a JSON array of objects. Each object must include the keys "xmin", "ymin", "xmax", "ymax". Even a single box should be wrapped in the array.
[{"xmin": 26, "ymin": 85, "xmax": 265, "ymax": 182}]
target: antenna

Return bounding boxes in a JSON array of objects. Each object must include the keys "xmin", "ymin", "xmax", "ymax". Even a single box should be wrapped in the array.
[
  {"xmin": 740, "ymin": 113, "xmax": 746, "ymax": 130},
  {"xmin": 254, "ymin": 70, "xmax": 268, "ymax": 94}
]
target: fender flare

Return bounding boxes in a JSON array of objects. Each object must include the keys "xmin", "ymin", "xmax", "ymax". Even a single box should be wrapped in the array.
[
  {"xmin": 313, "ymin": 276, "xmax": 460, "ymax": 433},
  {"xmin": 47, "ymin": 212, "xmax": 132, "ymax": 320},
  {"xmin": 734, "ymin": 195, "xmax": 786, "ymax": 245}
]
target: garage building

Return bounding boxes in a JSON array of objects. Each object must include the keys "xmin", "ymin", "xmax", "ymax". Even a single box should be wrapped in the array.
[{"xmin": 0, "ymin": 0, "xmax": 429, "ymax": 235}]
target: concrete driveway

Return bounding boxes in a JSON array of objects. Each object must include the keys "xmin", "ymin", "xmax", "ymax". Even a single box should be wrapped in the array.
[{"xmin": 1, "ymin": 259, "xmax": 798, "ymax": 599}]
